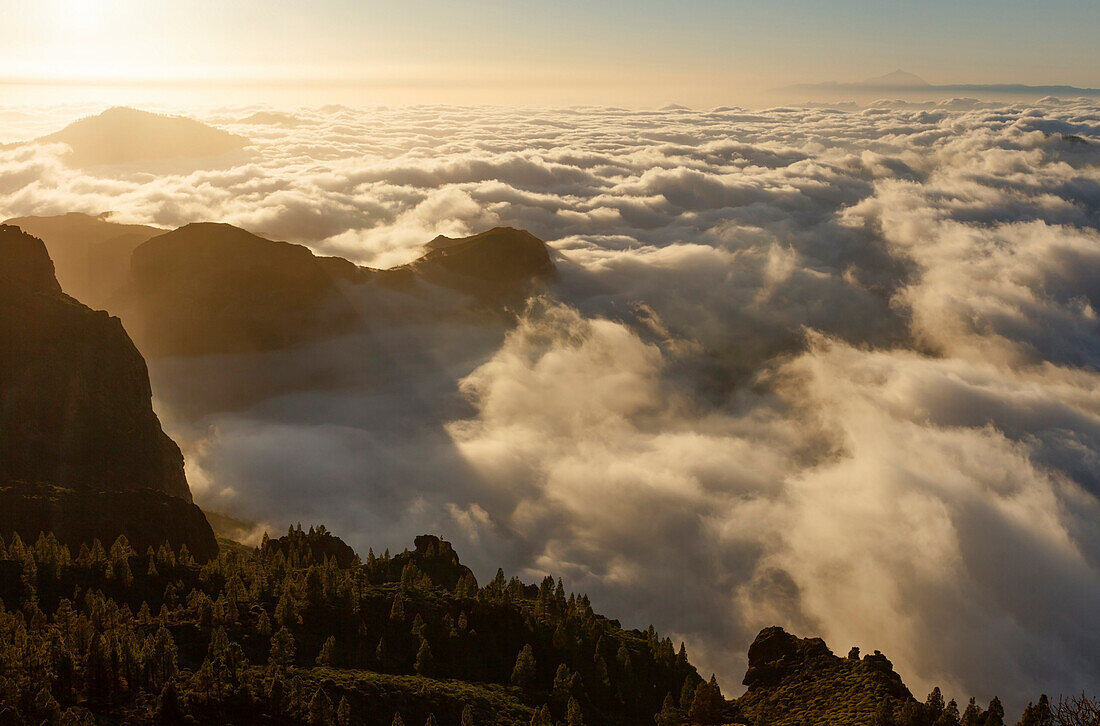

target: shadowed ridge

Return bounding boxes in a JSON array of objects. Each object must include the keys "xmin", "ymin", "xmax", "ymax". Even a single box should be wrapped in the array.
[
  {"xmin": 0, "ymin": 223, "xmax": 62, "ymax": 293},
  {"xmin": 116, "ymin": 222, "xmax": 359, "ymax": 356},
  {"xmin": 3, "ymin": 212, "xmax": 164, "ymax": 309},
  {"xmin": 418, "ymin": 226, "xmax": 554, "ymax": 281},
  {"xmin": 0, "ymin": 225, "xmax": 216, "ymax": 561}
]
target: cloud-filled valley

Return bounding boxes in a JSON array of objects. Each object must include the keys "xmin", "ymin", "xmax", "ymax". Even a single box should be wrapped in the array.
[{"xmin": 3, "ymin": 98, "xmax": 1100, "ymax": 709}]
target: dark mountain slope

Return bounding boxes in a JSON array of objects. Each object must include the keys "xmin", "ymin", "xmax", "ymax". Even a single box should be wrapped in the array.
[
  {"xmin": 115, "ymin": 222, "xmax": 360, "ymax": 356},
  {"xmin": 0, "ymin": 224, "xmax": 216, "ymax": 560}
]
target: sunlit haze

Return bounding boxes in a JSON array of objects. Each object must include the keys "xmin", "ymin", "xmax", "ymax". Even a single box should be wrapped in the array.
[{"xmin": 5, "ymin": 0, "xmax": 1100, "ymax": 106}]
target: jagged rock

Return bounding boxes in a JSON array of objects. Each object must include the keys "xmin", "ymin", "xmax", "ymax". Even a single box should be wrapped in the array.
[
  {"xmin": 0, "ymin": 223, "xmax": 61, "ymax": 292},
  {"xmin": 372, "ymin": 534, "xmax": 476, "ymax": 591},
  {"xmin": 736, "ymin": 626, "xmax": 914, "ymax": 726},
  {"xmin": 742, "ymin": 625, "xmax": 833, "ymax": 689},
  {"xmin": 0, "ymin": 225, "xmax": 216, "ymax": 560},
  {"xmin": 1, "ymin": 226, "xmax": 189, "ymax": 499}
]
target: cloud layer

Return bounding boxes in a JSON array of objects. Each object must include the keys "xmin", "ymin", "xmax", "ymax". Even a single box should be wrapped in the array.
[{"xmin": 3, "ymin": 99, "xmax": 1100, "ymax": 708}]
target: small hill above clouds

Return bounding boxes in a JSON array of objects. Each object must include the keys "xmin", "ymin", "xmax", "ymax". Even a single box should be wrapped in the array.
[
  {"xmin": 35, "ymin": 106, "xmax": 248, "ymax": 166},
  {"xmin": 0, "ymin": 224, "xmax": 217, "ymax": 560},
  {"xmin": 412, "ymin": 226, "xmax": 555, "ymax": 297},
  {"xmin": 3, "ymin": 212, "xmax": 164, "ymax": 309},
  {"xmin": 861, "ymin": 69, "xmax": 930, "ymax": 87},
  {"xmin": 238, "ymin": 110, "xmax": 304, "ymax": 126}
]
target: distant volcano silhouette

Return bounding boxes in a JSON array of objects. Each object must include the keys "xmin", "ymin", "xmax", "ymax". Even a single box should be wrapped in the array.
[
  {"xmin": 35, "ymin": 107, "xmax": 247, "ymax": 166},
  {"xmin": 860, "ymin": 69, "xmax": 929, "ymax": 87}
]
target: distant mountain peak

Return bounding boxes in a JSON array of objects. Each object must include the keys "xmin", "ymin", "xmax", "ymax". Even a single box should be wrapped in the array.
[
  {"xmin": 861, "ymin": 69, "xmax": 930, "ymax": 87},
  {"xmin": 35, "ymin": 107, "xmax": 247, "ymax": 166}
]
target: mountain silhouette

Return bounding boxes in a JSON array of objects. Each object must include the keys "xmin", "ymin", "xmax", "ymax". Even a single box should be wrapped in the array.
[
  {"xmin": 4, "ymin": 212, "xmax": 164, "ymax": 310},
  {"xmin": 34, "ymin": 107, "xmax": 247, "ymax": 166},
  {"xmin": 19, "ymin": 215, "xmax": 557, "ymax": 357},
  {"xmin": 860, "ymin": 69, "xmax": 930, "ymax": 86},
  {"xmin": 0, "ymin": 224, "xmax": 216, "ymax": 560},
  {"xmin": 114, "ymin": 222, "xmax": 360, "ymax": 357},
  {"xmin": 410, "ymin": 226, "xmax": 556, "ymax": 296}
]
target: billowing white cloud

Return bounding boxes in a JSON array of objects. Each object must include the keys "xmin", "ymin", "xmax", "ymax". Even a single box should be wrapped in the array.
[{"xmin": 4, "ymin": 99, "xmax": 1100, "ymax": 710}]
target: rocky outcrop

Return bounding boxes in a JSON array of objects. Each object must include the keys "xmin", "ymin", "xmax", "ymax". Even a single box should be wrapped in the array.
[
  {"xmin": 742, "ymin": 625, "xmax": 834, "ymax": 690},
  {"xmin": 261, "ymin": 525, "xmax": 359, "ymax": 569},
  {"xmin": 0, "ymin": 225, "xmax": 216, "ymax": 560},
  {"xmin": 115, "ymin": 222, "xmax": 359, "ymax": 356},
  {"xmin": 368, "ymin": 534, "xmax": 476, "ymax": 591},
  {"xmin": 736, "ymin": 626, "xmax": 914, "ymax": 725}
]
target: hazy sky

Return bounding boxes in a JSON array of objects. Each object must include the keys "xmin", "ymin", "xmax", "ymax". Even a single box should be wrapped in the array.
[{"xmin": 4, "ymin": 0, "xmax": 1100, "ymax": 106}]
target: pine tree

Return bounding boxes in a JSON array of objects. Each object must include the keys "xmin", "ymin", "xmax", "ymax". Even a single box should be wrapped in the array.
[
  {"xmin": 984, "ymin": 697, "xmax": 1005, "ymax": 726},
  {"xmin": 935, "ymin": 699, "xmax": 961, "ymax": 726},
  {"xmin": 566, "ymin": 697, "xmax": 585, "ymax": 726},
  {"xmin": 530, "ymin": 705, "xmax": 553, "ymax": 726},
  {"xmin": 390, "ymin": 592, "xmax": 406, "ymax": 622},
  {"xmin": 679, "ymin": 677, "xmax": 697, "ymax": 711},
  {"xmin": 148, "ymin": 625, "xmax": 179, "ymax": 689},
  {"xmin": 414, "ymin": 638, "xmax": 434, "ymax": 676},
  {"xmin": 309, "ymin": 688, "xmax": 334, "ymax": 726},
  {"xmin": 336, "ymin": 696, "xmax": 352, "ymax": 726},
  {"xmin": 928, "ymin": 686, "xmax": 946, "ymax": 721},
  {"xmin": 960, "ymin": 698, "xmax": 982, "ymax": 726},
  {"xmin": 270, "ymin": 628, "xmax": 296, "ymax": 673},
  {"xmin": 316, "ymin": 636, "xmax": 336, "ymax": 667},
  {"xmin": 276, "ymin": 588, "xmax": 299, "ymax": 627},
  {"xmin": 511, "ymin": 644, "xmax": 537, "ymax": 690},
  {"xmin": 552, "ymin": 663, "xmax": 573, "ymax": 703},
  {"xmin": 688, "ymin": 675, "xmax": 724, "ymax": 725},
  {"xmin": 655, "ymin": 693, "xmax": 679, "ymax": 726}
]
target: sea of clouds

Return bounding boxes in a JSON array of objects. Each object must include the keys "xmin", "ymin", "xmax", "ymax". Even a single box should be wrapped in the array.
[{"xmin": 2, "ymin": 98, "xmax": 1100, "ymax": 708}]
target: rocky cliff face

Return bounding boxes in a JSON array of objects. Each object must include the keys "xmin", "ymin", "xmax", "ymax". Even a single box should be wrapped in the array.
[
  {"xmin": 0, "ymin": 225, "xmax": 216, "ymax": 560},
  {"xmin": 3, "ymin": 212, "xmax": 163, "ymax": 310}
]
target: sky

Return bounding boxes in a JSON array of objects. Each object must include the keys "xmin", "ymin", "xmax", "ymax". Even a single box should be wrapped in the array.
[{"xmin": 3, "ymin": 0, "xmax": 1100, "ymax": 107}]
